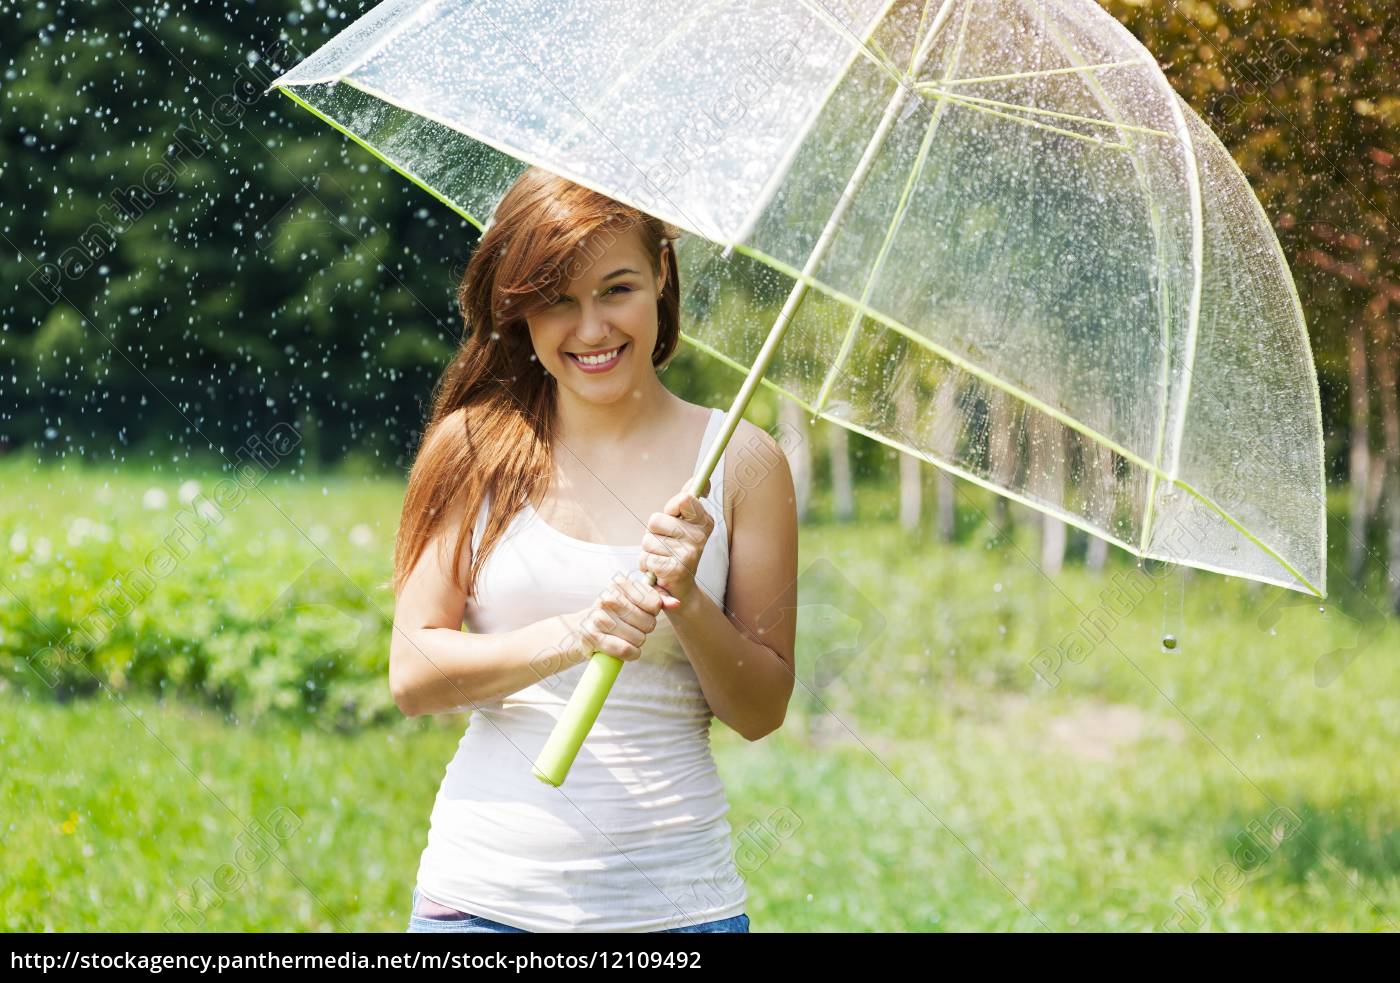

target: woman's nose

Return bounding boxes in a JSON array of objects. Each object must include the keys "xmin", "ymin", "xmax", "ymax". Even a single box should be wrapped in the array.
[{"xmin": 574, "ymin": 303, "xmax": 611, "ymax": 343}]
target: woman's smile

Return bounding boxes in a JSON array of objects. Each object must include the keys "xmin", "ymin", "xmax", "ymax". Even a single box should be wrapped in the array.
[{"xmin": 565, "ymin": 341, "xmax": 628, "ymax": 373}]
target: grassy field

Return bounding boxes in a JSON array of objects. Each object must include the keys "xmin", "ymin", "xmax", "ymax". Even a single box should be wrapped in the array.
[{"xmin": 2, "ymin": 455, "xmax": 1398, "ymax": 931}]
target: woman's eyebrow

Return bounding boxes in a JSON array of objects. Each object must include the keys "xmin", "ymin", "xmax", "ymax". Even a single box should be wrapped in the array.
[{"xmin": 557, "ymin": 268, "xmax": 640, "ymax": 298}]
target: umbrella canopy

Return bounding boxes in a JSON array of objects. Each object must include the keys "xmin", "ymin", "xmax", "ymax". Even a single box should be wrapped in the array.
[{"xmin": 268, "ymin": 0, "xmax": 1326, "ymax": 599}]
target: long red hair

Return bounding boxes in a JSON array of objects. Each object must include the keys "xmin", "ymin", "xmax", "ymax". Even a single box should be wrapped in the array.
[{"xmin": 391, "ymin": 166, "xmax": 683, "ymax": 598}]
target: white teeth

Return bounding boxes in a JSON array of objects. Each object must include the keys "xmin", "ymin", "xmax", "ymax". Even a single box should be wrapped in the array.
[{"xmin": 574, "ymin": 346, "xmax": 622, "ymax": 366}]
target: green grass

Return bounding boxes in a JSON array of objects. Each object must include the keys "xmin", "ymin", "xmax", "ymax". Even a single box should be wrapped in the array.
[{"xmin": 1, "ymin": 454, "xmax": 1398, "ymax": 930}]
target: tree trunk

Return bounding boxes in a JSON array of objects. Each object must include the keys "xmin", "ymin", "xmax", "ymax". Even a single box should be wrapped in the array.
[
  {"xmin": 987, "ymin": 392, "xmax": 1020, "ymax": 539},
  {"xmin": 936, "ymin": 469, "xmax": 956, "ymax": 543},
  {"xmin": 1040, "ymin": 511, "xmax": 1067, "ymax": 575},
  {"xmin": 829, "ymin": 418, "xmax": 854, "ymax": 521},
  {"xmin": 1086, "ymin": 533, "xmax": 1108, "ymax": 572},
  {"xmin": 1367, "ymin": 455, "xmax": 1387, "ymax": 524},
  {"xmin": 1372, "ymin": 319, "xmax": 1400, "ymax": 614},
  {"xmin": 778, "ymin": 398, "xmax": 812, "ymax": 523},
  {"xmin": 928, "ymin": 375, "xmax": 962, "ymax": 543},
  {"xmin": 1348, "ymin": 318, "xmax": 1373, "ymax": 580},
  {"xmin": 1033, "ymin": 416, "xmax": 1067, "ymax": 576},
  {"xmin": 1086, "ymin": 441, "xmax": 1114, "ymax": 573},
  {"xmin": 896, "ymin": 385, "xmax": 921, "ymax": 531}
]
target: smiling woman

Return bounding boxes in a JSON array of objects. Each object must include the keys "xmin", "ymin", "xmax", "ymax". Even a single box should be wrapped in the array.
[{"xmin": 387, "ymin": 166, "xmax": 798, "ymax": 934}]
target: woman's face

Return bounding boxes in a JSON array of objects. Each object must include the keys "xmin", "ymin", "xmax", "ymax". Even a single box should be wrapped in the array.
[{"xmin": 526, "ymin": 224, "xmax": 666, "ymax": 401}]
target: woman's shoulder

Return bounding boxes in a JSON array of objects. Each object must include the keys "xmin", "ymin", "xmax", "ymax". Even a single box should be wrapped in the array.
[
  {"xmin": 674, "ymin": 398, "xmax": 718, "ymax": 428},
  {"xmin": 720, "ymin": 413, "xmax": 792, "ymax": 535},
  {"xmin": 723, "ymin": 414, "xmax": 785, "ymax": 471}
]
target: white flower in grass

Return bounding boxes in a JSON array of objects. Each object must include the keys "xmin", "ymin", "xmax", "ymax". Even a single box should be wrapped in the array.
[
  {"xmin": 310, "ymin": 524, "xmax": 330, "ymax": 544},
  {"xmin": 349, "ymin": 524, "xmax": 373, "ymax": 548},
  {"xmin": 9, "ymin": 531, "xmax": 27, "ymax": 554},
  {"xmin": 68, "ymin": 517, "xmax": 94, "ymax": 546},
  {"xmin": 143, "ymin": 488, "xmax": 168, "ymax": 510},
  {"xmin": 178, "ymin": 480, "xmax": 201, "ymax": 504}
]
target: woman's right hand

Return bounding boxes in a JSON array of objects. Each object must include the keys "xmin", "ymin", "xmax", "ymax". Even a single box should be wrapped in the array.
[{"xmin": 568, "ymin": 571, "xmax": 670, "ymax": 664}]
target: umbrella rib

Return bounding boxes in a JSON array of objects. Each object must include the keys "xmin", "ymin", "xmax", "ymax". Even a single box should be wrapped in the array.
[
  {"xmin": 330, "ymin": 75, "xmax": 723, "ymax": 242},
  {"xmin": 743, "ymin": 242, "xmax": 1150, "ymax": 468},
  {"xmin": 1183, "ymin": 99, "xmax": 1327, "ymax": 594},
  {"xmin": 273, "ymin": 86, "xmax": 486, "ymax": 229},
  {"xmin": 267, "ymin": 0, "xmax": 435, "ymax": 87},
  {"xmin": 1028, "ymin": 8, "xmax": 1180, "ymax": 555},
  {"xmin": 1047, "ymin": 21, "xmax": 1204, "ymax": 497},
  {"xmin": 1033, "ymin": 6, "xmax": 1205, "ymax": 558},
  {"xmin": 811, "ymin": 0, "xmax": 977, "ymax": 419},
  {"xmin": 914, "ymin": 86, "xmax": 1175, "ymax": 139},
  {"xmin": 906, "ymin": 0, "xmax": 939, "ymax": 75},
  {"xmin": 333, "ymin": 0, "xmax": 444, "ymax": 83},
  {"xmin": 938, "ymin": 58, "xmax": 1151, "ymax": 87},
  {"xmin": 795, "ymin": 0, "xmax": 911, "ymax": 92},
  {"xmin": 919, "ymin": 89, "xmax": 1129, "ymax": 150},
  {"xmin": 729, "ymin": 0, "xmax": 907, "ymax": 251}
]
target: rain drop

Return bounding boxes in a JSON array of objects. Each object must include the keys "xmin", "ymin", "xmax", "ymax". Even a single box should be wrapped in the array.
[{"xmin": 1160, "ymin": 633, "xmax": 1177, "ymax": 651}]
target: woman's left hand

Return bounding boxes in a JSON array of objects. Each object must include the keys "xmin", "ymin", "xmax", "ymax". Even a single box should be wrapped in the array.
[{"xmin": 640, "ymin": 488, "xmax": 714, "ymax": 613}]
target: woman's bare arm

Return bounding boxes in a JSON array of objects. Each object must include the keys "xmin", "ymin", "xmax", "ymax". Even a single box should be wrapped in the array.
[
  {"xmin": 389, "ymin": 495, "xmax": 587, "ymax": 717},
  {"xmin": 668, "ymin": 419, "xmax": 798, "ymax": 740},
  {"xmin": 390, "ymin": 492, "xmax": 669, "ymax": 715}
]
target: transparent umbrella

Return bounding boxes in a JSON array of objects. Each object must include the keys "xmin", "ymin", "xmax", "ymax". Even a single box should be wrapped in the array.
[{"xmin": 267, "ymin": 0, "xmax": 1327, "ymax": 785}]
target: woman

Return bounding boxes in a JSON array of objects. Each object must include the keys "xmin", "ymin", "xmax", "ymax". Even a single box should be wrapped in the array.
[{"xmin": 389, "ymin": 166, "xmax": 799, "ymax": 933}]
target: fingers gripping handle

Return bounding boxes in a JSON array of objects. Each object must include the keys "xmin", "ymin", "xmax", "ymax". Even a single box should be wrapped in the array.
[{"xmin": 530, "ymin": 569, "xmax": 658, "ymax": 787}]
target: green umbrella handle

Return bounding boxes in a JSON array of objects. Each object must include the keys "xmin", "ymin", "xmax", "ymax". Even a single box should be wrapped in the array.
[
  {"xmin": 529, "ymin": 652, "xmax": 622, "ymax": 786},
  {"xmin": 529, "ymin": 570, "xmax": 659, "ymax": 787}
]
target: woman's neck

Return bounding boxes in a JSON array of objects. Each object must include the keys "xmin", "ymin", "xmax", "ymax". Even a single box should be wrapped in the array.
[{"xmin": 552, "ymin": 375, "xmax": 679, "ymax": 454}]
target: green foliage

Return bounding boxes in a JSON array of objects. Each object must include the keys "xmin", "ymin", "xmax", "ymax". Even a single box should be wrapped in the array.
[{"xmin": 0, "ymin": 455, "xmax": 399, "ymax": 729}]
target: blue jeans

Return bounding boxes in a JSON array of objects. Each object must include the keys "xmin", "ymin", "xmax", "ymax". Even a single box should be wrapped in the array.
[{"xmin": 407, "ymin": 885, "xmax": 749, "ymax": 933}]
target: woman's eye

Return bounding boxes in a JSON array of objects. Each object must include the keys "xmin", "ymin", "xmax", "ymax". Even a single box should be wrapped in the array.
[{"xmin": 551, "ymin": 285, "xmax": 630, "ymax": 305}]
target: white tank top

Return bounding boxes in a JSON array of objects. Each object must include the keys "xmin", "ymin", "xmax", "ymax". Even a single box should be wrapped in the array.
[{"xmin": 414, "ymin": 406, "xmax": 747, "ymax": 933}]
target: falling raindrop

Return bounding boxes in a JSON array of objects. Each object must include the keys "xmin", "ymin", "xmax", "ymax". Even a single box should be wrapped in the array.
[{"xmin": 1161, "ymin": 564, "xmax": 1185, "ymax": 653}]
